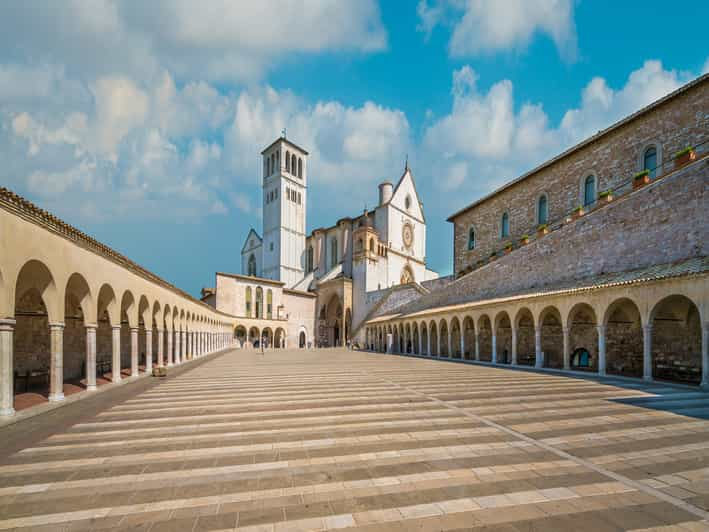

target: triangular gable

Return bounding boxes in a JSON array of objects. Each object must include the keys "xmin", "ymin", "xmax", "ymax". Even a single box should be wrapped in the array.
[
  {"xmin": 390, "ymin": 167, "xmax": 425, "ymax": 222},
  {"xmin": 240, "ymin": 228, "xmax": 262, "ymax": 254}
]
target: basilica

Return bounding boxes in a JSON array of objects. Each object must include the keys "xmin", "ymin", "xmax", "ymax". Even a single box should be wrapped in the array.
[{"xmin": 202, "ymin": 136, "xmax": 440, "ymax": 348}]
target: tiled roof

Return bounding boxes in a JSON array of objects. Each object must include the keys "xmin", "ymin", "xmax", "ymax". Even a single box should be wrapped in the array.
[{"xmin": 368, "ymin": 256, "xmax": 709, "ymax": 322}]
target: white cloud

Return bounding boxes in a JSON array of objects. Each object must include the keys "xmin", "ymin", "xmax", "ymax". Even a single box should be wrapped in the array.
[
  {"xmin": 417, "ymin": 0, "xmax": 577, "ymax": 60},
  {"xmin": 422, "ymin": 60, "xmax": 696, "ymax": 204},
  {"xmin": 0, "ymin": 1, "xmax": 386, "ymax": 83}
]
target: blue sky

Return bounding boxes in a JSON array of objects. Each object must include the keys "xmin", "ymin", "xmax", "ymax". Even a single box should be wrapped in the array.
[{"xmin": 1, "ymin": 1, "xmax": 708, "ymax": 296}]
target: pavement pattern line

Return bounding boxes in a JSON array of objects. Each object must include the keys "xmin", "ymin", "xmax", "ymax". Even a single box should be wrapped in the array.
[{"xmin": 365, "ymin": 364, "xmax": 709, "ymax": 522}]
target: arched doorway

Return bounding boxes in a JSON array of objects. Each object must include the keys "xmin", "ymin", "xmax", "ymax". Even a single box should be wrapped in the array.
[
  {"xmin": 261, "ymin": 327, "xmax": 273, "ymax": 349},
  {"xmin": 539, "ymin": 306, "xmax": 563, "ymax": 369},
  {"xmin": 299, "ymin": 330, "xmax": 306, "ymax": 348},
  {"xmin": 323, "ymin": 295, "xmax": 342, "ymax": 347},
  {"xmin": 463, "ymin": 316, "xmax": 474, "ymax": 359},
  {"xmin": 13, "ymin": 260, "xmax": 57, "ymax": 409},
  {"xmin": 605, "ymin": 298, "xmax": 643, "ymax": 378},
  {"xmin": 420, "ymin": 322, "xmax": 428, "ymax": 355},
  {"xmin": 439, "ymin": 320, "xmax": 449, "ymax": 357},
  {"xmin": 494, "ymin": 311, "xmax": 512, "ymax": 364},
  {"xmin": 235, "ymin": 326, "xmax": 247, "ymax": 348},
  {"xmin": 477, "ymin": 315, "xmax": 492, "ymax": 362},
  {"xmin": 568, "ymin": 303, "xmax": 598, "ymax": 371},
  {"xmin": 274, "ymin": 328, "xmax": 286, "ymax": 348},
  {"xmin": 248, "ymin": 327, "xmax": 260, "ymax": 348},
  {"xmin": 650, "ymin": 295, "xmax": 701, "ymax": 385},
  {"xmin": 429, "ymin": 321, "xmax": 438, "ymax": 356},
  {"xmin": 515, "ymin": 308, "xmax": 535, "ymax": 366},
  {"xmin": 450, "ymin": 317, "xmax": 461, "ymax": 358}
]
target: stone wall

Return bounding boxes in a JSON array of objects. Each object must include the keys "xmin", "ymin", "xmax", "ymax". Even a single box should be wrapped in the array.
[
  {"xmin": 451, "ymin": 77, "xmax": 708, "ymax": 276},
  {"xmin": 396, "ymin": 159, "xmax": 709, "ymax": 315}
]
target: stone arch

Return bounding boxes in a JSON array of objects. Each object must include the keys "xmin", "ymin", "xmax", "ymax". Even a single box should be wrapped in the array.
[
  {"xmin": 137, "ymin": 295, "xmax": 151, "ymax": 368},
  {"xmin": 63, "ymin": 273, "xmax": 94, "ymax": 387},
  {"xmin": 274, "ymin": 327, "xmax": 286, "ymax": 348},
  {"xmin": 450, "ymin": 317, "xmax": 461, "ymax": 358},
  {"xmin": 118, "ymin": 290, "xmax": 137, "ymax": 377},
  {"xmin": 299, "ymin": 327, "xmax": 307, "ymax": 348},
  {"xmin": 235, "ymin": 325, "xmax": 247, "ymax": 347},
  {"xmin": 603, "ymin": 297, "xmax": 643, "ymax": 378},
  {"xmin": 151, "ymin": 301, "xmax": 162, "ymax": 365},
  {"xmin": 412, "ymin": 322, "xmax": 419, "ymax": 354},
  {"xmin": 96, "ymin": 284, "xmax": 119, "ymax": 378},
  {"xmin": 567, "ymin": 302, "xmax": 598, "ymax": 371},
  {"xmin": 429, "ymin": 320, "xmax": 438, "ymax": 356},
  {"xmin": 439, "ymin": 318, "xmax": 449, "ymax": 357},
  {"xmin": 494, "ymin": 310, "xmax": 512, "ymax": 364},
  {"xmin": 514, "ymin": 307, "xmax": 535, "ymax": 366},
  {"xmin": 462, "ymin": 315, "xmax": 475, "ymax": 360},
  {"xmin": 13, "ymin": 259, "xmax": 59, "ymax": 406},
  {"xmin": 477, "ymin": 315, "xmax": 492, "ymax": 362},
  {"xmin": 420, "ymin": 321, "xmax": 428, "ymax": 355},
  {"xmin": 650, "ymin": 295, "xmax": 701, "ymax": 385},
  {"xmin": 248, "ymin": 326, "xmax": 260, "ymax": 348},
  {"xmin": 538, "ymin": 306, "xmax": 563, "ymax": 369}
]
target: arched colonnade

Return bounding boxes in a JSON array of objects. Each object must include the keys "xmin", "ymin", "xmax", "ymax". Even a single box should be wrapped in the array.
[{"xmin": 364, "ymin": 278, "xmax": 709, "ymax": 388}]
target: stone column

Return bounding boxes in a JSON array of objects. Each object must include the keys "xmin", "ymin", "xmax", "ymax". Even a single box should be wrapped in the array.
[
  {"xmin": 130, "ymin": 327, "xmax": 139, "ymax": 377},
  {"xmin": 460, "ymin": 332, "xmax": 465, "ymax": 360},
  {"xmin": 145, "ymin": 329, "xmax": 153, "ymax": 373},
  {"xmin": 187, "ymin": 331, "xmax": 191, "ymax": 360},
  {"xmin": 419, "ymin": 330, "xmax": 424, "ymax": 355},
  {"xmin": 85, "ymin": 324, "xmax": 97, "ymax": 391},
  {"xmin": 642, "ymin": 324, "xmax": 653, "ymax": 381},
  {"xmin": 0, "ymin": 319, "xmax": 16, "ymax": 416},
  {"xmin": 511, "ymin": 327, "xmax": 518, "ymax": 366},
  {"xmin": 157, "ymin": 329, "xmax": 164, "ymax": 367},
  {"xmin": 597, "ymin": 325, "xmax": 606, "ymax": 376},
  {"xmin": 562, "ymin": 326, "xmax": 570, "ymax": 370},
  {"xmin": 534, "ymin": 326, "xmax": 542, "ymax": 368},
  {"xmin": 112, "ymin": 325, "xmax": 122, "ymax": 382},
  {"xmin": 474, "ymin": 333, "xmax": 480, "ymax": 361},
  {"xmin": 426, "ymin": 331, "xmax": 430, "ymax": 356},
  {"xmin": 491, "ymin": 333, "xmax": 497, "ymax": 364},
  {"xmin": 49, "ymin": 323, "xmax": 65, "ymax": 401},
  {"xmin": 166, "ymin": 329, "xmax": 173, "ymax": 366},
  {"xmin": 702, "ymin": 323, "xmax": 709, "ymax": 389}
]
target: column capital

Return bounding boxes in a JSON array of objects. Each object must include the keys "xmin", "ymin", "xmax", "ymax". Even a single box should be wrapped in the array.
[
  {"xmin": 85, "ymin": 323, "xmax": 98, "ymax": 330},
  {"xmin": 48, "ymin": 322, "xmax": 65, "ymax": 329},
  {"xmin": 130, "ymin": 327, "xmax": 139, "ymax": 333},
  {"xmin": 112, "ymin": 325, "xmax": 121, "ymax": 331},
  {"xmin": 596, "ymin": 324, "xmax": 607, "ymax": 332},
  {"xmin": 562, "ymin": 326, "xmax": 570, "ymax": 334},
  {"xmin": 0, "ymin": 318, "xmax": 16, "ymax": 327},
  {"xmin": 642, "ymin": 323, "xmax": 653, "ymax": 333}
]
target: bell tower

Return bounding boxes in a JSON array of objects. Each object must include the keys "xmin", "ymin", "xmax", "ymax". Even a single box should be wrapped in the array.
[{"xmin": 260, "ymin": 136, "xmax": 308, "ymax": 287}]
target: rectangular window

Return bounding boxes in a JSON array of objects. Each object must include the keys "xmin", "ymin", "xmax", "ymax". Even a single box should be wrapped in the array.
[{"xmin": 267, "ymin": 304, "xmax": 272, "ymax": 319}]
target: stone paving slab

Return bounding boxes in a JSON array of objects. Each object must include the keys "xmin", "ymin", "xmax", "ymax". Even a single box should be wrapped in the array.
[{"xmin": 0, "ymin": 349, "xmax": 708, "ymax": 531}]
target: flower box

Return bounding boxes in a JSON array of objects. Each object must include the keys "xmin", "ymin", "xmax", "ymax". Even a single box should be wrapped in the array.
[
  {"xmin": 674, "ymin": 147, "xmax": 696, "ymax": 169},
  {"xmin": 519, "ymin": 235, "xmax": 529, "ymax": 245},
  {"xmin": 633, "ymin": 170, "xmax": 650, "ymax": 189},
  {"xmin": 536, "ymin": 224, "xmax": 549, "ymax": 237},
  {"xmin": 503, "ymin": 242, "xmax": 513, "ymax": 254},
  {"xmin": 572, "ymin": 206, "xmax": 584, "ymax": 219},
  {"xmin": 598, "ymin": 190, "xmax": 613, "ymax": 203}
]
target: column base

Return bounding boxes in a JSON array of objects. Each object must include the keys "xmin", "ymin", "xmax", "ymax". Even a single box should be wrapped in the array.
[
  {"xmin": 0, "ymin": 407, "xmax": 16, "ymax": 417},
  {"xmin": 643, "ymin": 375, "xmax": 653, "ymax": 382},
  {"xmin": 701, "ymin": 380, "xmax": 708, "ymax": 390},
  {"xmin": 131, "ymin": 371, "xmax": 139, "ymax": 378},
  {"xmin": 48, "ymin": 392, "xmax": 65, "ymax": 402},
  {"xmin": 87, "ymin": 384, "xmax": 97, "ymax": 392},
  {"xmin": 113, "ymin": 376, "xmax": 122, "ymax": 383}
]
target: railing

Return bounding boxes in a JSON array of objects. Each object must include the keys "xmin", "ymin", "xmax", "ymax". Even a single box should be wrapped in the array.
[{"xmin": 459, "ymin": 138, "xmax": 709, "ymax": 277}]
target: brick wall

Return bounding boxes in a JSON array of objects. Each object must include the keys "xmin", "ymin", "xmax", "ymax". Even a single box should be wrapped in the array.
[
  {"xmin": 396, "ymin": 158, "xmax": 708, "ymax": 315},
  {"xmin": 451, "ymin": 77, "xmax": 708, "ymax": 276}
]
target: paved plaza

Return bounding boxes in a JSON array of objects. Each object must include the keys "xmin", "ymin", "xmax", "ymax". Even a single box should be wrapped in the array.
[{"xmin": 1, "ymin": 349, "xmax": 709, "ymax": 531}]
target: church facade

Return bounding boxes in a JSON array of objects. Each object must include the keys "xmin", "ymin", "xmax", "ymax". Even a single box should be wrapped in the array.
[{"xmin": 204, "ymin": 136, "xmax": 439, "ymax": 348}]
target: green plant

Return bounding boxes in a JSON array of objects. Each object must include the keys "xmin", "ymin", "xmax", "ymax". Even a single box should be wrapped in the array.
[
  {"xmin": 674, "ymin": 146, "xmax": 694, "ymax": 158},
  {"xmin": 634, "ymin": 169, "xmax": 649, "ymax": 180},
  {"xmin": 599, "ymin": 189, "xmax": 612, "ymax": 198},
  {"xmin": 520, "ymin": 234, "xmax": 529, "ymax": 241},
  {"xmin": 573, "ymin": 205, "xmax": 583, "ymax": 213},
  {"xmin": 537, "ymin": 223, "xmax": 548, "ymax": 232},
  {"xmin": 504, "ymin": 241, "xmax": 513, "ymax": 250}
]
